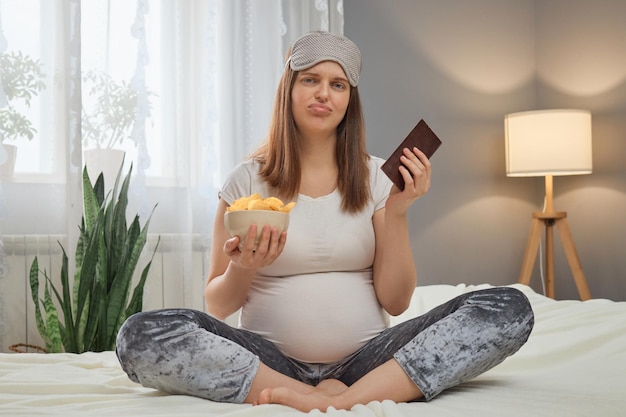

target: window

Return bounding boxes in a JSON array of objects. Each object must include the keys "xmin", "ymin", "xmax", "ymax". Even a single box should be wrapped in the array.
[
  {"xmin": 0, "ymin": 0, "xmax": 52, "ymax": 178},
  {"xmin": 1, "ymin": 0, "xmax": 175, "ymax": 183}
]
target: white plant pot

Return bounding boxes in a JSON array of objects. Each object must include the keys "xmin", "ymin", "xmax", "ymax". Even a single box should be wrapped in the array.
[
  {"xmin": 83, "ymin": 148, "xmax": 127, "ymax": 188},
  {"xmin": 0, "ymin": 144, "xmax": 18, "ymax": 180}
]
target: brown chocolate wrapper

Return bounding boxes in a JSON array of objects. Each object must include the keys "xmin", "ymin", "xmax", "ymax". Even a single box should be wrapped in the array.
[{"xmin": 380, "ymin": 119, "xmax": 442, "ymax": 190}]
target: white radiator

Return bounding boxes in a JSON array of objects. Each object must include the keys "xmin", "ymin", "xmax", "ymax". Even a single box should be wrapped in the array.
[{"xmin": 0, "ymin": 233, "xmax": 210, "ymax": 353}]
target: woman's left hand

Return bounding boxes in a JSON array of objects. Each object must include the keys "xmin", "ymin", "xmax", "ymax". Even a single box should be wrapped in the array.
[{"xmin": 386, "ymin": 146, "xmax": 432, "ymax": 213}]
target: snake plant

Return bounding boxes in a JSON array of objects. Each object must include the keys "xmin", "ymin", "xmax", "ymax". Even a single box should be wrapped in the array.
[{"xmin": 29, "ymin": 163, "xmax": 159, "ymax": 353}]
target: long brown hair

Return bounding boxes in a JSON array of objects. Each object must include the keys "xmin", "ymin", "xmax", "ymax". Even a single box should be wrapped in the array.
[{"xmin": 250, "ymin": 66, "xmax": 371, "ymax": 214}]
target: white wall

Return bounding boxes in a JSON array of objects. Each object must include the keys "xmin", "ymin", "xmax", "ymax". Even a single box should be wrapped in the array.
[{"xmin": 345, "ymin": 0, "xmax": 626, "ymax": 300}]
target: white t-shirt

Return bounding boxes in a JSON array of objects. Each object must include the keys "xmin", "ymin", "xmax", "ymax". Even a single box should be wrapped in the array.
[{"xmin": 219, "ymin": 156, "xmax": 393, "ymax": 363}]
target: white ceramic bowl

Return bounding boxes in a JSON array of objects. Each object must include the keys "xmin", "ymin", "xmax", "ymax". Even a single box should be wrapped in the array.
[{"xmin": 224, "ymin": 210, "xmax": 290, "ymax": 248}]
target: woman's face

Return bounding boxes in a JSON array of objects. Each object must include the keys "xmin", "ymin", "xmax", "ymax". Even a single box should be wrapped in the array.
[{"xmin": 290, "ymin": 61, "xmax": 351, "ymax": 138}]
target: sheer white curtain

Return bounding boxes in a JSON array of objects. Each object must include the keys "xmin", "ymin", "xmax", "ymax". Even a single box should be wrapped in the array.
[{"xmin": 0, "ymin": 0, "xmax": 343, "ymax": 350}]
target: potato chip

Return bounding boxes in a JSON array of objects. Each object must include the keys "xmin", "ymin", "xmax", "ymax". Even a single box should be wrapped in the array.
[
  {"xmin": 248, "ymin": 199, "xmax": 272, "ymax": 211},
  {"xmin": 263, "ymin": 197, "xmax": 285, "ymax": 210},
  {"xmin": 226, "ymin": 194, "xmax": 296, "ymax": 213},
  {"xmin": 280, "ymin": 202, "xmax": 296, "ymax": 213}
]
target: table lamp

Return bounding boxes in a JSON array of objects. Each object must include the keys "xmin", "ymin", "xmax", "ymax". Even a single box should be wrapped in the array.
[{"xmin": 504, "ymin": 109, "xmax": 592, "ymax": 300}]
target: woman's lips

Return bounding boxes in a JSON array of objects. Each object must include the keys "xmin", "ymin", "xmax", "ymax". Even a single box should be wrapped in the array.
[{"xmin": 308, "ymin": 103, "xmax": 332, "ymax": 115}]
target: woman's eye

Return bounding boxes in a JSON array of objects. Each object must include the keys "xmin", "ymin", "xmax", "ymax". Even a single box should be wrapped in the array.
[
  {"xmin": 332, "ymin": 82, "xmax": 346, "ymax": 90},
  {"xmin": 302, "ymin": 77, "xmax": 315, "ymax": 84}
]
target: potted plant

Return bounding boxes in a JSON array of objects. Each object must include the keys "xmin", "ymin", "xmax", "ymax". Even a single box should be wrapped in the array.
[
  {"xmin": 81, "ymin": 69, "xmax": 154, "ymax": 185},
  {"xmin": 0, "ymin": 51, "xmax": 46, "ymax": 178},
  {"xmin": 28, "ymin": 162, "xmax": 159, "ymax": 353}
]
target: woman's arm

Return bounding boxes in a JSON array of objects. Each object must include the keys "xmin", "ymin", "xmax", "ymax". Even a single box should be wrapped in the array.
[
  {"xmin": 205, "ymin": 198, "xmax": 287, "ymax": 320},
  {"xmin": 372, "ymin": 208, "xmax": 416, "ymax": 315},
  {"xmin": 372, "ymin": 147, "xmax": 432, "ymax": 316}
]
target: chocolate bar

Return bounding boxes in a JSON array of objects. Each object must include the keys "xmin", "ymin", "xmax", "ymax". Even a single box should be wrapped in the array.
[{"xmin": 380, "ymin": 119, "xmax": 442, "ymax": 190}]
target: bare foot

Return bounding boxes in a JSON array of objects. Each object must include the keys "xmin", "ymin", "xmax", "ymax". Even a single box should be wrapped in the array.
[
  {"xmin": 315, "ymin": 379, "xmax": 348, "ymax": 396},
  {"xmin": 257, "ymin": 386, "xmax": 348, "ymax": 412}
]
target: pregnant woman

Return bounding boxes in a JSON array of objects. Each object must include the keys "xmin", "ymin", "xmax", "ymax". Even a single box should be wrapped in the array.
[{"xmin": 116, "ymin": 31, "xmax": 534, "ymax": 412}]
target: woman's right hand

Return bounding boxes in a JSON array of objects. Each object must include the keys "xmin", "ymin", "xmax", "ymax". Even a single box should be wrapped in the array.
[
  {"xmin": 206, "ymin": 199, "xmax": 287, "ymax": 319},
  {"xmin": 224, "ymin": 224, "xmax": 287, "ymax": 271}
]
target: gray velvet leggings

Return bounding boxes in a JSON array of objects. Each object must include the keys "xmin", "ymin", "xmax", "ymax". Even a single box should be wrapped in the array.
[{"xmin": 116, "ymin": 287, "xmax": 534, "ymax": 403}]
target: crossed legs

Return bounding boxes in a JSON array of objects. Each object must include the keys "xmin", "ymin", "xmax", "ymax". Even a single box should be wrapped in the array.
[{"xmin": 116, "ymin": 287, "xmax": 534, "ymax": 412}]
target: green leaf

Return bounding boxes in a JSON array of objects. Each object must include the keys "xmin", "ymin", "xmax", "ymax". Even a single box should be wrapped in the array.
[
  {"xmin": 43, "ymin": 280, "xmax": 62, "ymax": 353},
  {"xmin": 73, "ymin": 221, "xmax": 88, "ymax": 319},
  {"xmin": 75, "ymin": 209, "xmax": 102, "ymax": 332},
  {"xmin": 58, "ymin": 246, "xmax": 76, "ymax": 352},
  {"xmin": 83, "ymin": 280, "xmax": 104, "ymax": 351},
  {"xmin": 125, "ymin": 235, "xmax": 159, "ymax": 320},
  {"xmin": 82, "ymin": 167, "xmax": 101, "ymax": 235},
  {"xmin": 107, "ymin": 162, "xmax": 131, "ymax": 280},
  {"xmin": 28, "ymin": 258, "xmax": 49, "ymax": 348},
  {"xmin": 75, "ymin": 308, "xmax": 89, "ymax": 350}
]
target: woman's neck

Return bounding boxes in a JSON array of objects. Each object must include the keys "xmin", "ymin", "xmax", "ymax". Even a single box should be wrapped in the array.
[{"xmin": 298, "ymin": 134, "xmax": 338, "ymax": 198}]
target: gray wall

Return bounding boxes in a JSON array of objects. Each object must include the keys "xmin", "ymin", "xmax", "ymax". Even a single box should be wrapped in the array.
[{"xmin": 345, "ymin": 0, "xmax": 626, "ymax": 301}]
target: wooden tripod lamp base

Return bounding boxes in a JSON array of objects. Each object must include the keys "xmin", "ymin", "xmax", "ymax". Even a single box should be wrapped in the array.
[{"xmin": 517, "ymin": 176, "xmax": 592, "ymax": 300}]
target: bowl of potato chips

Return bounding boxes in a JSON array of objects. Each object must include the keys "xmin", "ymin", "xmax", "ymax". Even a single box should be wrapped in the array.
[{"xmin": 224, "ymin": 193, "xmax": 296, "ymax": 249}]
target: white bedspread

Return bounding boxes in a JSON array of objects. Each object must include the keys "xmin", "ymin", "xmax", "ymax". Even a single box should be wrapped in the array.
[{"xmin": 1, "ymin": 283, "xmax": 625, "ymax": 417}]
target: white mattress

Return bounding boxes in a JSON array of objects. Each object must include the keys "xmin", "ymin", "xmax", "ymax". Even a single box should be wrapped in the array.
[{"xmin": 1, "ymin": 283, "xmax": 625, "ymax": 417}]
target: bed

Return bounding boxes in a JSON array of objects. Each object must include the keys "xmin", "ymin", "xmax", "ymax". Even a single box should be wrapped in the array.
[{"xmin": 1, "ymin": 283, "xmax": 625, "ymax": 417}]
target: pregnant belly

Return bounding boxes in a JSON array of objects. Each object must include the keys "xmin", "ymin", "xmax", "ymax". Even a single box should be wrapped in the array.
[{"xmin": 240, "ymin": 271, "xmax": 389, "ymax": 363}]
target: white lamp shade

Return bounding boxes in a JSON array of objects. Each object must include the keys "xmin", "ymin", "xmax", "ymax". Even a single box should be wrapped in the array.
[{"xmin": 504, "ymin": 109, "xmax": 593, "ymax": 177}]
